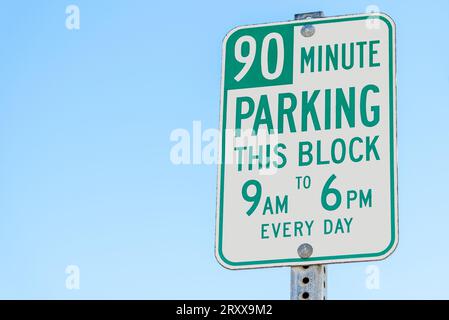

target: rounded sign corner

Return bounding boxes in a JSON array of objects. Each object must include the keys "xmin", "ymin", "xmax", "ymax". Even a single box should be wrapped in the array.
[
  {"xmin": 214, "ymin": 245, "xmax": 239, "ymax": 270},
  {"xmin": 378, "ymin": 232, "xmax": 399, "ymax": 261},
  {"xmin": 222, "ymin": 25, "xmax": 246, "ymax": 48},
  {"xmin": 377, "ymin": 12, "xmax": 396, "ymax": 31}
]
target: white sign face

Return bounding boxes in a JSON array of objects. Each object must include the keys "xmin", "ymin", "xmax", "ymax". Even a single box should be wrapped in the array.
[{"xmin": 215, "ymin": 13, "xmax": 398, "ymax": 269}]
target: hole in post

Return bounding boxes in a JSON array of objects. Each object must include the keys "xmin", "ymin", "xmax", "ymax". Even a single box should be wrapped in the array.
[
  {"xmin": 302, "ymin": 277, "xmax": 310, "ymax": 284},
  {"xmin": 302, "ymin": 266, "xmax": 309, "ymax": 269},
  {"xmin": 302, "ymin": 292, "xmax": 310, "ymax": 299}
]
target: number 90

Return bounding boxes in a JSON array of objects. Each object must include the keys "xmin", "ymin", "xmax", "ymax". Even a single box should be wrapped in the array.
[{"xmin": 233, "ymin": 33, "xmax": 285, "ymax": 82}]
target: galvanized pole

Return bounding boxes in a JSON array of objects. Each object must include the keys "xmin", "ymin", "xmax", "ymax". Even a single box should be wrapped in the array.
[
  {"xmin": 291, "ymin": 265, "xmax": 327, "ymax": 300},
  {"xmin": 291, "ymin": 11, "xmax": 327, "ymax": 301}
]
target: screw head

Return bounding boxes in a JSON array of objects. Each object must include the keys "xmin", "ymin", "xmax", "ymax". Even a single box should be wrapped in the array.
[
  {"xmin": 301, "ymin": 25, "xmax": 315, "ymax": 37},
  {"xmin": 297, "ymin": 243, "xmax": 313, "ymax": 258}
]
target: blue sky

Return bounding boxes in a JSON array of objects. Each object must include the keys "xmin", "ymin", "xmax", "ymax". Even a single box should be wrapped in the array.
[{"xmin": 0, "ymin": 0, "xmax": 448, "ymax": 299}]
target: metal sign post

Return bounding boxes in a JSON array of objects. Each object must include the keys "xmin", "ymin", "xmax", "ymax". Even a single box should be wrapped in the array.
[
  {"xmin": 291, "ymin": 265, "xmax": 326, "ymax": 300},
  {"xmin": 291, "ymin": 12, "xmax": 326, "ymax": 301}
]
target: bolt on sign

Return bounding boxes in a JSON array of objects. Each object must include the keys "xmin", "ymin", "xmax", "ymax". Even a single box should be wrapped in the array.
[{"xmin": 215, "ymin": 13, "xmax": 398, "ymax": 269}]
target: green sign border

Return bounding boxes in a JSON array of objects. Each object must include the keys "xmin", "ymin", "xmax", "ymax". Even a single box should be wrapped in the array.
[{"xmin": 217, "ymin": 14, "xmax": 397, "ymax": 268}]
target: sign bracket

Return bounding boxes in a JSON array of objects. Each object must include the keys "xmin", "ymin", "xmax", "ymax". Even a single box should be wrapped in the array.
[{"xmin": 293, "ymin": 11, "xmax": 324, "ymax": 20}]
